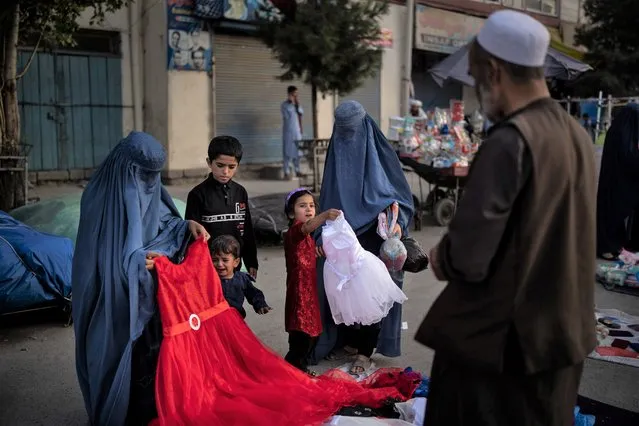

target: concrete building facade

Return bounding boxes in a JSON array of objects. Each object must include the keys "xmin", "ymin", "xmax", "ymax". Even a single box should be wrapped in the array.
[{"xmin": 19, "ymin": 0, "xmax": 586, "ymax": 182}]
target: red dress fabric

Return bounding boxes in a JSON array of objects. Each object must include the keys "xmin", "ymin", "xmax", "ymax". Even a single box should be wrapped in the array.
[
  {"xmin": 150, "ymin": 238, "xmax": 406, "ymax": 426},
  {"xmin": 284, "ymin": 221, "xmax": 322, "ymax": 336}
]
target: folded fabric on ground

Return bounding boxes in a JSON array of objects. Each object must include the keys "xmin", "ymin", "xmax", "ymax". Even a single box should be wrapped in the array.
[
  {"xmin": 0, "ymin": 211, "xmax": 72, "ymax": 314},
  {"xmin": 589, "ymin": 308, "xmax": 639, "ymax": 368}
]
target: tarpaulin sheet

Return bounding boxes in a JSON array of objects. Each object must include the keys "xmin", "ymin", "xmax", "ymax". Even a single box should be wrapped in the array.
[
  {"xmin": 0, "ymin": 211, "xmax": 72, "ymax": 314},
  {"xmin": 10, "ymin": 193, "xmax": 187, "ymax": 245}
]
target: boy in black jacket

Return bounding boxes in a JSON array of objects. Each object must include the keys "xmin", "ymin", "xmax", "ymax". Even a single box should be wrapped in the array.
[{"xmin": 186, "ymin": 136, "xmax": 259, "ymax": 278}]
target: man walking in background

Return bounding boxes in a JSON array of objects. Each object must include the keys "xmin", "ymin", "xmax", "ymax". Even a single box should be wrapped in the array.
[
  {"xmin": 281, "ymin": 85, "xmax": 304, "ymax": 180},
  {"xmin": 416, "ymin": 10, "xmax": 597, "ymax": 426}
]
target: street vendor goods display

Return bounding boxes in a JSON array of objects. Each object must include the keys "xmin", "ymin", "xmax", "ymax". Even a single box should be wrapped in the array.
[
  {"xmin": 150, "ymin": 238, "xmax": 412, "ymax": 426},
  {"xmin": 596, "ymin": 249, "xmax": 639, "ymax": 296},
  {"xmin": 589, "ymin": 308, "xmax": 639, "ymax": 368},
  {"xmin": 390, "ymin": 101, "xmax": 484, "ymax": 169},
  {"xmin": 322, "ymin": 213, "xmax": 407, "ymax": 326}
]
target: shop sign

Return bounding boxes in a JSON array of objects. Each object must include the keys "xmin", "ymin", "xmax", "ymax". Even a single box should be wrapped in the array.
[
  {"xmin": 414, "ymin": 5, "xmax": 484, "ymax": 54},
  {"xmin": 369, "ymin": 28, "xmax": 394, "ymax": 49}
]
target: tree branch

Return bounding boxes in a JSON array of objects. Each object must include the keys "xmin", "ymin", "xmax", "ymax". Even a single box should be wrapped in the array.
[{"xmin": 16, "ymin": 29, "xmax": 43, "ymax": 80}]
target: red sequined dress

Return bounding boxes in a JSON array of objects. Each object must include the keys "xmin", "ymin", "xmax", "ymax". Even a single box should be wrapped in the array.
[
  {"xmin": 150, "ymin": 238, "xmax": 406, "ymax": 426},
  {"xmin": 284, "ymin": 220, "xmax": 322, "ymax": 336}
]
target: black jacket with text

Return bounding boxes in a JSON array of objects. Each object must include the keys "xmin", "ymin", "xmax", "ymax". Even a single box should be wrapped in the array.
[{"xmin": 185, "ymin": 175, "xmax": 258, "ymax": 270}]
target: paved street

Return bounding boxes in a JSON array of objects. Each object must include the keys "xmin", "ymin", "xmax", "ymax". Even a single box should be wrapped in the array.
[{"xmin": 1, "ymin": 172, "xmax": 638, "ymax": 425}]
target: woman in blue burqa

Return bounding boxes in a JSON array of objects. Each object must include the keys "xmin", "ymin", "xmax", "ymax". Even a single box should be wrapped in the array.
[
  {"xmin": 72, "ymin": 132, "xmax": 209, "ymax": 426},
  {"xmin": 597, "ymin": 103, "xmax": 639, "ymax": 259},
  {"xmin": 311, "ymin": 100, "xmax": 414, "ymax": 374}
]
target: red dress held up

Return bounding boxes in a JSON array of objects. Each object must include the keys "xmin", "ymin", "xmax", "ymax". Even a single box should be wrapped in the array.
[
  {"xmin": 284, "ymin": 220, "xmax": 323, "ymax": 337},
  {"xmin": 150, "ymin": 238, "xmax": 406, "ymax": 426}
]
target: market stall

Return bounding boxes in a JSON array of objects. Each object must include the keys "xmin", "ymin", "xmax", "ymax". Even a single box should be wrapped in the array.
[{"xmin": 390, "ymin": 101, "xmax": 484, "ymax": 227}]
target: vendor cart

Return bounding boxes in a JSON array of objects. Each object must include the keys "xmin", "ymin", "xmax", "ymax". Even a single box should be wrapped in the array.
[{"xmin": 399, "ymin": 156, "xmax": 468, "ymax": 228}]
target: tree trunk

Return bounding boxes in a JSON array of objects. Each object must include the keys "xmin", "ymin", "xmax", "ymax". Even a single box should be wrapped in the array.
[
  {"xmin": 0, "ymin": 3, "xmax": 26, "ymax": 212},
  {"xmin": 311, "ymin": 82, "xmax": 318, "ymax": 139}
]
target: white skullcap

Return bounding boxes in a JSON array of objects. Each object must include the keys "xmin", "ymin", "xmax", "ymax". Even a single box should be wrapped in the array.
[
  {"xmin": 410, "ymin": 99, "xmax": 423, "ymax": 107},
  {"xmin": 477, "ymin": 10, "xmax": 550, "ymax": 67}
]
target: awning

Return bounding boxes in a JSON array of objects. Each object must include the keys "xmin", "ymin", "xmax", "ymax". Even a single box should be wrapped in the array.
[
  {"xmin": 548, "ymin": 27, "xmax": 586, "ymax": 61},
  {"xmin": 429, "ymin": 42, "xmax": 592, "ymax": 88}
]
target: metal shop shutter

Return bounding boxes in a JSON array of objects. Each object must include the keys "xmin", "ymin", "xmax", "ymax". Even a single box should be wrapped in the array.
[
  {"xmin": 214, "ymin": 34, "xmax": 313, "ymax": 164},
  {"xmin": 341, "ymin": 71, "xmax": 381, "ymax": 125}
]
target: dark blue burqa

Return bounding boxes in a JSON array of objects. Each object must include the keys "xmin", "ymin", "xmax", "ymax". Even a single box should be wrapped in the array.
[
  {"xmin": 312, "ymin": 101, "xmax": 414, "ymax": 362},
  {"xmin": 596, "ymin": 103, "xmax": 639, "ymax": 255},
  {"xmin": 72, "ymin": 132, "xmax": 187, "ymax": 426}
]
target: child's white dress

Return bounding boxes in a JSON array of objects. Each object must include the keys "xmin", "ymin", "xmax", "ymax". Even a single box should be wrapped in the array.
[{"xmin": 322, "ymin": 213, "xmax": 407, "ymax": 326}]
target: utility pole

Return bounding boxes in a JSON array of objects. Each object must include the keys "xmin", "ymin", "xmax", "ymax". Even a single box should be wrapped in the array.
[{"xmin": 401, "ymin": 0, "xmax": 415, "ymax": 116}]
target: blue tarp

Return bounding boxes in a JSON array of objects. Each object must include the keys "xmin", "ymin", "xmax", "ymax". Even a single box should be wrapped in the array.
[{"xmin": 0, "ymin": 211, "xmax": 73, "ymax": 314}]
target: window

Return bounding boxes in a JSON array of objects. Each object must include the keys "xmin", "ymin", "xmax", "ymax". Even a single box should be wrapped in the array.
[{"xmin": 526, "ymin": 0, "xmax": 558, "ymax": 16}]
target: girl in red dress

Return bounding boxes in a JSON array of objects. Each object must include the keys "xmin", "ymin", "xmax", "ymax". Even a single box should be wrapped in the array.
[{"xmin": 284, "ymin": 188, "xmax": 340, "ymax": 373}]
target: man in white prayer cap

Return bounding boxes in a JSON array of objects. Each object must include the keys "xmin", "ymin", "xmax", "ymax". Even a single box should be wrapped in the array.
[
  {"xmin": 409, "ymin": 99, "xmax": 427, "ymax": 118},
  {"xmin": 415, "ymin": 10, "xmax": 596, "ymax": 426}
]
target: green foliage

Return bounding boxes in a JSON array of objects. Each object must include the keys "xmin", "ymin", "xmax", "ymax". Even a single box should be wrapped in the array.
[
  {"xmin": 574, "ymin": 0, "xmax": 639, "ymax": 96},
  {"xmin": 257, "ymin": 0, "xmax": 389, "ymax": 96},
  {"xmin": 0, "ymin": 0, "xmax": 129, "ymax": 48}
]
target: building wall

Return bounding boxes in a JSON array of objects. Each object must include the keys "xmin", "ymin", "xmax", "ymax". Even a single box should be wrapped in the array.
[
  {"xmin": 380, "ymin": 3, "xmax": 408, "ymax": 134},
  {"xmin": 39, "ymin": 0, "xmax": 585, "ymax": 181},
  {"xmin": 560, "ymin": 0, "xmax": 581, "ymax": 24}
]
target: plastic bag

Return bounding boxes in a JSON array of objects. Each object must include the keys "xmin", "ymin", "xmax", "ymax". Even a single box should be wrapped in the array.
[
  {"xmin": 401, "ymin": 237, "xmax": 429, "ymax": 273},
  {"xmin": 378, "ymin": 202, "xmax": 407, "ymax": 272}
]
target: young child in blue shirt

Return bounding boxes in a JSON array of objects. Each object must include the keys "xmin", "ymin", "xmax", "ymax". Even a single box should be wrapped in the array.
[{"xmin": 210, "ymin": 235, "xmax": 271, "ymax": 318}]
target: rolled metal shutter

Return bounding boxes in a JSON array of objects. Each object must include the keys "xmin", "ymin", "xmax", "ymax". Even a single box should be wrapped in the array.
[
  {"xmin": 341, "ymin": 71, "xmax": 381, "ymax": 124},
  {"xmin": 214, "ymin": 34, "xmax": 313, "ymax": 164}
]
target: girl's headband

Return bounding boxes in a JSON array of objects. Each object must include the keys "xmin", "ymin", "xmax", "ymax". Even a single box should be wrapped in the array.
[{"xmin": 285, "ymin": 187, "xmax": 312, "ymax": 212}]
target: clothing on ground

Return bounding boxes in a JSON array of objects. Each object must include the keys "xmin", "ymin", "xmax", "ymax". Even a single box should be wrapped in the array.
[
  {"xmin": 220, "ymin": 271, "xmax": 268, "ymax": 319},
  {"xmin": 72, "ymin": 131, "xmax": 187, "ymax": 426},
  {"xmin": 185, "ymin": 175, "xmax": 259, "ymax": 270},
  {"xmin": 285, "ymin": 220, "xmax": 323, "ymax": 337},
  {"xmin": 149, "ymin": 238, "xmax": 409, "ymax": 425},
  {"xmin": 596, "ymin": 103, "xmax": 639, "ymax": 255},
  {"xmin": 282, "ymin": 100, "xmax": 303, "ymax": 175},
  {"xmin": 416, "ymin": 97, "xmax": 596, "ymax": 394}
]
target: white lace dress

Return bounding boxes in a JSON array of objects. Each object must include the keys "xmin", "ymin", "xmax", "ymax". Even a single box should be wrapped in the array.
[{"xmin": 322, "ymin": 214, "xmax": 407, "ymax": 326}]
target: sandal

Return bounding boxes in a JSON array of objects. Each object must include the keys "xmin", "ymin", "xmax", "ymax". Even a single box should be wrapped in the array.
[
  {"xmin": 349, "ymin": 355, "xmax": 372, "ymax": 376},
  {"xmin": 325, "ymin": 346, "xmax": 358, "ymax": 361}
]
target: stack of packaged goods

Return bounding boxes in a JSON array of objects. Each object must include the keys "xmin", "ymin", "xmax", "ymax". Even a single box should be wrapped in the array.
[{"xmin": 390, "ymin": 101, "xmax": 485, "ymax": 169}]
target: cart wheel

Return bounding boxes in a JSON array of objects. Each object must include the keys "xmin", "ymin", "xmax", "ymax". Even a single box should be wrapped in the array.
[{"xmin": 433, "ymin": 198, "xmax": 455, "ymax": 227}]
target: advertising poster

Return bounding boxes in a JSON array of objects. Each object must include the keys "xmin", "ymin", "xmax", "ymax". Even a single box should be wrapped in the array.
[{"xmin": 167, "ymin": 0, "xmax": 213, "ymax": 72}]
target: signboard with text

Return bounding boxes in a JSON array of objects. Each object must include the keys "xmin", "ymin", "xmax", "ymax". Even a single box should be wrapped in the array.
[{"xmin": 414, "ymin": 5, "xmax": 484, "ymax": 54}]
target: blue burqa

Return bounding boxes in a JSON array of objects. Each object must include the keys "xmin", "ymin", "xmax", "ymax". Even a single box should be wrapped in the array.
[
  {"xmin": 72, "ymin": 132, "xmax": 188, "ymax": 426},
  {"xmin": 312, "ymin": 100, "xmax": 414, "ymax": 361}
]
